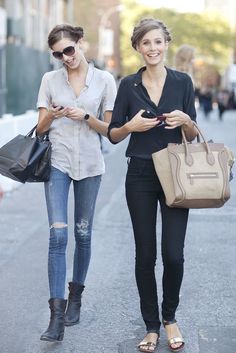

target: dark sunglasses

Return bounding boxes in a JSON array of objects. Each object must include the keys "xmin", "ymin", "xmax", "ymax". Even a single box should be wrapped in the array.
[{"xmin": 52, "ymin": 45, "xmax": 76, "ymax": 60}]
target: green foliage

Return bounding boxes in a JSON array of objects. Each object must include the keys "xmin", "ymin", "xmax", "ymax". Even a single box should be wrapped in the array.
[{"xmin": 120, "ymin": 0, "xmax": 233, "ymax": 76}]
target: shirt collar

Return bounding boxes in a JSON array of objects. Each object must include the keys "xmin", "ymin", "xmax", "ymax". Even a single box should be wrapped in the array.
[
  {"xmin": 133, "ymin": 66, "xmax": 147, "ymax": 86},
  {"xmin": 85, "ymin": 62, "xmax": 94, "ymax": 87},
  {"xmin": 62, "ymin": 61, "xmax": 94, "ymax": 87},
  {"xmin": 133, "ymin": 66, "xmax": 168, "ymax": 86}
]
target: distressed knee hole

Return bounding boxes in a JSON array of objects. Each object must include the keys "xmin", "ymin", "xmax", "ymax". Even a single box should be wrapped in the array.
[
  {"xmin": 76, "ymin": 219, "xmax": 89, "ymax": 237},
  {"xmin": 50, "ymin": 222, "xmax": 68, "ymax": 230}
]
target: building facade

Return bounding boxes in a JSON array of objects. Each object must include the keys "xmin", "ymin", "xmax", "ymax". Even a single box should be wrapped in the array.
[
  {"xmin": 73, "ymin": 0, "xmax": 122, "ymax": 76},
  {"xmin": 0, "ymin": 0, "xmax": 73, "ymax": 116}
]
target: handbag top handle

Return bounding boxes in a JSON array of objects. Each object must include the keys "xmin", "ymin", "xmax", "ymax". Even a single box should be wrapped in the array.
[
  {"xmin": 180, "ymin": 122, "xmax": 215, "ymax": 166},
  {"xmin": 27, "ymin": 125, "xmax": 49, "ymax": 141},
  {"xmin": 27, "ymin": 125, "xmax": 38, "ymax": 137}
]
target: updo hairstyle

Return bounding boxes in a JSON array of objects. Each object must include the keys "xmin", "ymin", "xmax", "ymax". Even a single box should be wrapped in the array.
[
  {"xmin": 48, "ymin": 24, "xmax": 84, "ymax": 48},
  {"xmin": 131, "ymin": 18, "xmax": 171, "ymax": 50}
]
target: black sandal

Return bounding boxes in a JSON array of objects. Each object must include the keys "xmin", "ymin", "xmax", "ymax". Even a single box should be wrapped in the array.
[
  {"xmin": 163, "ymin": 319, "xmax": 185, "ymax": 352},
  {"xmin": 138, "ymin": 332, "xmax": 160, "ymax": 352}
]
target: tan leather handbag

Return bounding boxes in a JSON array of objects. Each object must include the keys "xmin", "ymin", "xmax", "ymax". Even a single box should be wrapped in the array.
[{"xmin": 152, "ymin": 122, "xmax": 235, "ymax": 208}]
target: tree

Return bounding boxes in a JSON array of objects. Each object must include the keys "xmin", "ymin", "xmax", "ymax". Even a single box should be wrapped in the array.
[{"xmin": 120, "ymin": 0, "xmax": 233, "ymax": 80}]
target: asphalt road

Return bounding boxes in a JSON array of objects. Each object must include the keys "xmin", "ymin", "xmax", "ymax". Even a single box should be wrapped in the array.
[{"xmin": 0, "ymin": 108, "xmax": 235, "ymax": 353}]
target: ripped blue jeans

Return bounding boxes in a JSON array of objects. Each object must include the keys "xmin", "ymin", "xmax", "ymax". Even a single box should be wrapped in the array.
[{"xmin": 44, "ymin": 166, "xmax": 101, "ymax": 299}]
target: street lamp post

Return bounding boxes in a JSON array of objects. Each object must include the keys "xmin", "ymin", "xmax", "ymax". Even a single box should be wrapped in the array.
[{"xmin": 98, "ymin": 5, "xmax": 123, "ymax": 68}]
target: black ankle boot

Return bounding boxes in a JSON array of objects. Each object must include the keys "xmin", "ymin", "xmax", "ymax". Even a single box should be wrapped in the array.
[
  {"xmin": 40, "ymin": 298, "xmax": 67, "ymax": 342},
  {"xmin": 64, "ymin": 282, "xmax": 85, "ymax": 326}
]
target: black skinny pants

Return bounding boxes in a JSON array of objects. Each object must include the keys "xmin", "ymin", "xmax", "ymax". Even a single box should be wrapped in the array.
[{"xmin": 125, "ymin": 157, "xmax": 189, "ymax": 333}]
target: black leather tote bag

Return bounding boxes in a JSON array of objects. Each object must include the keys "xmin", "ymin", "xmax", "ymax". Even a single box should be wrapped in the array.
[{"xmin": 0, "ymin": 125, "xmax": 51, "ymax": 183}]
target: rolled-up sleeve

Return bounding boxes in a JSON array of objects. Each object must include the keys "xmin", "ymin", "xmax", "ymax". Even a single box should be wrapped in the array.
[
  {"xmin": 101, "ymin": 72, "xmax": 117, "ymax": 114},
  {"xmin": 37, "ymin": 73, "xmax": 51, "ymax": 109},
  {"xmin": 108, "ymin": 78, "xmax": 129, "ymax": 143}
]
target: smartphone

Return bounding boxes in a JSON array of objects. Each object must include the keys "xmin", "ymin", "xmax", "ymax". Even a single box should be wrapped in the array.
[
  {"xmin": 141, "ymin": 111, "xmax": 166, "ymax": 121},
  {"xmin": 141, "ymin": 110, "xmax": 156, "ymax": 118},
  {"xmin": 156, "ymin": 115, "xmax": 166, "ymax": 121},
  {"xmin": 53, "ymin": 104, "xmax": 64, "ymax": 110}
]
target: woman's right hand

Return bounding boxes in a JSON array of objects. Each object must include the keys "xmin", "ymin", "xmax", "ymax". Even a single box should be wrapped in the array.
[
  {"xmin": 49, "ymin": 105, "xmax": 68, "ymax": 120},
  {"xmin": 126, "ymin": 109, "xmax": 159, "ymax": 132},
  {"xmin": 37, "ymin": 106, "xmax": 68, "ymax": 135}
]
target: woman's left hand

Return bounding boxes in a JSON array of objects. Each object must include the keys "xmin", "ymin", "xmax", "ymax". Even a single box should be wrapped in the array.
[
  {"xmin": 66, "ymin": 107, "xmax": 86, "ymax": 121},
  {"xmin": 163, "ymin": 110, "xmax": 193, "ymax": 129}
]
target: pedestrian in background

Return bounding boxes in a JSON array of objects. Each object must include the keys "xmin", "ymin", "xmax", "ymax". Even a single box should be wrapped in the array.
[
  {"xmin": 108, "ymin": 18, "xmax": 198, "ymax": 352},
  {"xmin": 217, "ymin": 88, "xmax": 230, "ymax": 120},
  {"xmin": 36, "ymin": 24, "xmax": 116, "ymax": 342},
  {"xmin": 174, "ymin": 44, "xmax": 195, "ymax": 80},
  {"xmin": 198, "ymin": 86, "xmax": 213, "ymax": 118}
]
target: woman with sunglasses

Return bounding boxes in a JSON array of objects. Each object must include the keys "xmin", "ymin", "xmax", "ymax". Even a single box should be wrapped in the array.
[
  {"xmin": 108, "ymin": 18, "xmax": 198, "ymax": 352},
  {"xmin": 36, "ymin": 24, "xmax": 117, "ymax": 342}
]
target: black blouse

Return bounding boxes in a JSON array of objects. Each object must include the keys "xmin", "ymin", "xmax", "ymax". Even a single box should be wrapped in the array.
[{"xmin": 108, "ymin": 66, "xmax": 197, "ymax": 159}]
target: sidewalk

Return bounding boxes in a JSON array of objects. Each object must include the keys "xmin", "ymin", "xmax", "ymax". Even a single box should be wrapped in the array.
[{"xmin": 0, "ymin": 110, "xmax": 235, "ymax": 353}]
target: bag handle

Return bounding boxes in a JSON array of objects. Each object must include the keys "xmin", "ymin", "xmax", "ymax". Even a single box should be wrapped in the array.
[
  {"xmin": 26, "ymin": 125, "xmax": 49, "ymax": 141},
  {"xmin": 27, "ymin": 125, "xmax": 38, "ymax": 137},
  {"xmin": 181, "ymin": 122, "xmax": 215, "ymax": 166}
]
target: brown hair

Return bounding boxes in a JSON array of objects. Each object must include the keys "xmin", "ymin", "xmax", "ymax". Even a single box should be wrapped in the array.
[
  {"xmin": 48, "ymin": 24, "xmax": 84, "ymax": 48},
  {"xmin": 131, "ymin": 18, "xmax": 171, "ymax": 50},
  {"xmin": 174, "ymin": 44, "xmax": 195, "ymax": 73}
]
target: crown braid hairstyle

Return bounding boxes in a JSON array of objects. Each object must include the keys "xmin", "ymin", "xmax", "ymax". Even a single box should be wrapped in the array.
[
  {"xmin": 131, "ymin": 18, "xmax": 171, "ymax": 50},
  {"xmin": 48, "ymin": 24, "xmax": 84, "ymax": 48}
]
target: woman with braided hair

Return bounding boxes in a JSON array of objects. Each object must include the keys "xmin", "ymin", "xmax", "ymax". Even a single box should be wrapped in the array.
[{"xmin": 108, "ymin": 18, "xmax": 198, "ymax": 352}]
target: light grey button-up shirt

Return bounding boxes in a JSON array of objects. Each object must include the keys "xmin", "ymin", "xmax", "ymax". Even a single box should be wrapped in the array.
[{"xmin": 37, "ymin": 63, "xmax": 117, "ymax": 180}]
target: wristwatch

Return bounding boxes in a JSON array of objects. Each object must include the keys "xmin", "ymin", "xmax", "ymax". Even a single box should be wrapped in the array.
[{"xmin": 84, "ymin": 113, "xmax": 90, "ymax": 120}]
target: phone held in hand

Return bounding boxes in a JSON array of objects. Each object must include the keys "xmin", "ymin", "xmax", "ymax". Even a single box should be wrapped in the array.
[
  {"xmin": 53, "ymin": 104, "xmax": 64, "ymax": 110},
  {"xmin": 141, "ymin": 110, "xmax": 166, "ymax": 122},
  {"xmin": 156, "ymin": 115, "xmax": 166, "ymax": 121},
  {"xmin": 141, "ymin": 110, "xmax": 156, "ymax": 118}
]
